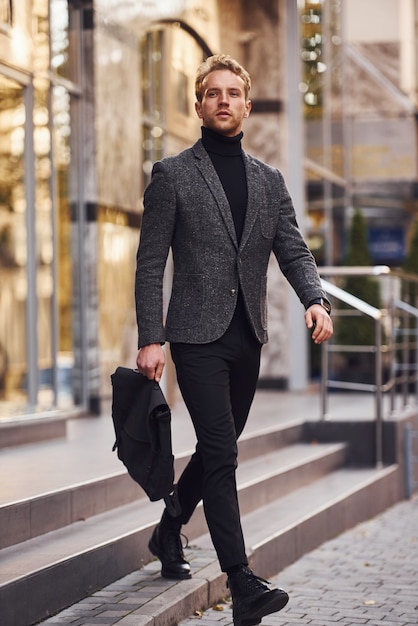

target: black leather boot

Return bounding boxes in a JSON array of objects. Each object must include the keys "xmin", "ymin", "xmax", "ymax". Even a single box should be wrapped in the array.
[
  {"xmin": 148, "ymin": 514, "xmax": 191, "ymax": 580},
  {"xmin": 227, "ymin": 565, "xmax": 289, "ymax": 626}
]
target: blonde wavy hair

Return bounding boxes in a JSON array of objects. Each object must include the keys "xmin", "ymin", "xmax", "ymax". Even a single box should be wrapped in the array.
[{"xmin": 195, "ymin": 54, "xmax": 251, "ymax": 102}]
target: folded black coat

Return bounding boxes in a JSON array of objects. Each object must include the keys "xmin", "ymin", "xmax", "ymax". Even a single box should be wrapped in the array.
[{"xmin": 111, "ymin": 366, "xmax": 180, "ymax": 516}]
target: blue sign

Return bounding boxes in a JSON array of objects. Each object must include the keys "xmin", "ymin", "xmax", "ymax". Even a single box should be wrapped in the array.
[{"xmin": 368, "ymin": 227, "xmax": 406, "ymax": 264}]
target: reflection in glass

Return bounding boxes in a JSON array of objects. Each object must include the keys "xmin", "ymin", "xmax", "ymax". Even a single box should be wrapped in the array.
[
  {"xmin": 0, "ymin": 75, "xmax": 27, "ymax": 403},
  {"xmin": 301, "ymin": 0, "xmax": 345, "ymax": 266},
  {"xmin": 141, "ymin": 30, "xmax": 164, "ymax": 188},
  {"xmin": 34, "ymin": 83, "xmax": 55, "ymax": 404},
  {"xmin": 52, "ymin": 84, "xmax": 74, "ymax": 403},
  {"xmin": 98, "ymin": 213, "xmax": 139, "ymax": 376},
  {"xmin": 141, "ymin": 30, "xmax": 163, "ymax": 121},
  {"xmin": 0, "ymin": 0, "xmax": 12, "ymax": 26},
  {"xmin": 50, "ymin": 0, "xmax": 70, "ymax": 78}
]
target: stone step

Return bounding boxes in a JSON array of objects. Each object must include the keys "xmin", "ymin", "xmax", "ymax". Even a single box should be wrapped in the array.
[
  {"xmin": 0, "ymin": 437, "xmax": 347, "ymax": 626},
  {"xmin": 0, "ymin": 440, "xmax": 346, "ymax": 572},
  {"xmin": 0, "ymin": 408, "xmax": 82, "ymax": 450},
  {"xmin": 1, "ymin": 463, "xmax": 400, "ymax": 626},
  {"xmin": 0, "ymin": 421, "xmax": 306, "ymax": 550},
  {"xmin": 173, "ymin": 442, "xmax": 349, "ymax": 540},
  {"xmin": 197, "ymin": 463, "xmax": 400, "ymax": 577},
  {"xmin": 237, "ymin": 441, "xmax": 348, "ymax": 514}
]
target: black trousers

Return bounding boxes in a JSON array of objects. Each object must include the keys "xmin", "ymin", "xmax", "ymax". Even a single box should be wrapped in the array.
[{"xmin": 170, "ymin": 312, "xmax": 262, "ymax": 572}]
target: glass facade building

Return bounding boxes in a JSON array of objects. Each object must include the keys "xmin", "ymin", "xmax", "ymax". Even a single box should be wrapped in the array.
[
  {"xmin": 0, "ymin": 0, "xmax": 75, "ymax": 411},
  {"xmin": 1, "ymin": 0, "xmax": 273, "ymax": 417},
  {"xmin": 1, "ymin": 0, "xmax": 417, "ymax": 419}
]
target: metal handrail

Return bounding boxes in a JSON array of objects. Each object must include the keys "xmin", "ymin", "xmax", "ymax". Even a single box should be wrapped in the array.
[
  {"xmin": 389, "ymin": 299, "xmax": 418, "ymax": 411},
  {"xmin": 318, "ymin": 266, "xmax": 418, "ymax": 468},
  {"xmin": 320, "ymin": 278, "xmax": 383, "ymax": 466}
]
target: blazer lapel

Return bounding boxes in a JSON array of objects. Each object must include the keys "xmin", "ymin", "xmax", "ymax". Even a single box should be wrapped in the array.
[
  {"xmin": 192, "ymin": 142, "xmax": 238, "ymax": 248},
  {"xmin": 240, "ymin": 153, "xmax": 261, "ymax": 251}
]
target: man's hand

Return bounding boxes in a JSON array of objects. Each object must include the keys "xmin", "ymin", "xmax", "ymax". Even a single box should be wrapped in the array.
[
  {"xmin": 305, "ymin": 305, "xmax": 333, "ymax": 344},
  {"xmin": 136, "ymin": 344, "xmax": 165, "ymax": 382}
]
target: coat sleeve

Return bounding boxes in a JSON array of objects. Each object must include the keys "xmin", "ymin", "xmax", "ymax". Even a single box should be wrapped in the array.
[
  {"xmin": 135, "ymin": 161, "xmax": 176, "ymax": 347},
  {"xmin": 272, "ymin": 170, "xmax": 327, "ymax": 308}
]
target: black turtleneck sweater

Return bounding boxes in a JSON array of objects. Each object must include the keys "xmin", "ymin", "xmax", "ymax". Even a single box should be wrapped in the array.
[
  {"xmin": 201, "ymin": 126, "xmax": 247, "ymax": 244},
  {"xmin": 201, "ymin": 126, "xmax": 249, "ymax": 323}
]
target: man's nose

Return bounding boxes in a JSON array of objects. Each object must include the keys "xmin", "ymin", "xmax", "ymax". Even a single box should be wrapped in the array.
[{"xmin": 218, "ymin": 93, "xmax": 229, "ymax": 106}]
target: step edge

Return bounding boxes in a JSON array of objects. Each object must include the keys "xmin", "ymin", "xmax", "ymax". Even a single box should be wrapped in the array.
[
  {"xmin": 0, "ymin": 464, "xmax": 396, "ymax": 585},
  {"xmin": 1, "ymin": 442, "xmax": 348, "ymax": 552},
  {"xmin": 237, "ymin": 442, "xmax": 347, "ymax": 487},
  {"xmin": 250, "ymin": 464, "xmax": 399, "ymax": 551},
  {"xmin": 0, "ymin": 465, "xmax": 402, "ymax": 626},
  {"xmin": 0, "ymin": 423, "xmax": 305, "ymax": 509}
]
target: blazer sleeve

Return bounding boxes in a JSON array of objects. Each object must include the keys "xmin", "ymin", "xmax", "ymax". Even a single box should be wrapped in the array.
[
  {"xmin": 135, "ymin": 161, "xmax": 176, "ymax": 348},
  {"xmin": 272, "ymin": 170, "xmax": 327, "ymax": 308}
]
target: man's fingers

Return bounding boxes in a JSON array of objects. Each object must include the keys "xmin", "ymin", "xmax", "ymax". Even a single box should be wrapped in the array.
[
  {"xmin": 305, "ymin": 305, "xmax": 333, "ymax": 344},
  {"xmin": 154, "ymin": 363, "xmax": 164, "ymax": 383},
  {"xmin": 312, "ymin": 318, "xmax": 333, "ymax": 344},
  {"xmin": 136, "ymin": 345, "xmax": 165, "ymax": 380},
  {"xmin": 305, "ymin": 311, "xmax": 314, "ymax": 329}
]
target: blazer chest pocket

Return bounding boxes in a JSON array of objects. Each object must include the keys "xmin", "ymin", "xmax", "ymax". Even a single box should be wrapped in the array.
[{"xmin": 166, "ymin": 274, "xmax": 204, "ymax": 329}]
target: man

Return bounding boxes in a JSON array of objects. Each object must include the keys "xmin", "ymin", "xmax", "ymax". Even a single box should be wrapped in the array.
[{"xmin": 135, "ymin": 54, "xmax": 333, "ymax": 626}]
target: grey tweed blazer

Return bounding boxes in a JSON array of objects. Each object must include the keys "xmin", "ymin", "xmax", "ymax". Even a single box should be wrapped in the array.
[{"xmin": 135, "ymin": 139, "xmax": 327, "ymax": 347}]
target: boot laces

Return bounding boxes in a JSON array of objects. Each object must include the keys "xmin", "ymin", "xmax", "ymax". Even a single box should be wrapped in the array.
[
  {"xmin": 242, "ymin": 570, "xmax": 270, "ymax": 593},
  {"xmin": 164, "ymin": 530, "xmax": 189, "ymax": 558},
  {"xmin": 227, "ymin": 567, "xmax": 271, "ymax": 592}
]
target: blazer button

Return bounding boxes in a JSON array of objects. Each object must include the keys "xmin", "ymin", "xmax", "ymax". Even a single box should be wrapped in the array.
[{"xmin": 230, "ymin": 288, "xmax": 237, "ymax": 296}]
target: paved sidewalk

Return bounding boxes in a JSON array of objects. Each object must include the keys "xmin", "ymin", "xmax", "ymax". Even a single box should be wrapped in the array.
[
  {"xmin": 39, "ymin": 494, "xmax": 418, "ymax": 626},
  {"xmin": 183, "ymin": 495, "xmax": 418, "ymax": 626}
]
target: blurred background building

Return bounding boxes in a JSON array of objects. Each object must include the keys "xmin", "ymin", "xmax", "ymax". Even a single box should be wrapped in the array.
[{"xmin": 0, "ymin": 0, "xmax": 417, "ymax": 418}]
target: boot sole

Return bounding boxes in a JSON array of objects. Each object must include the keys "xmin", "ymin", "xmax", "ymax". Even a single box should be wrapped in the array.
[
  {"xmin": 233, "ymin": 590, "xmax": 289, "ymax": 626},
  {"xmin": 161, "ymin": 568, "xmax": 192, "ymax": 580},
  {"xmin": 148, "ymin": 537, "xmax": 192, "ymax": 580}
]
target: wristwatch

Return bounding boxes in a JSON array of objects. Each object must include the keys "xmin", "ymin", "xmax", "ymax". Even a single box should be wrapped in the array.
[{"xmin": 308, "ymin": 297, "xmax": 332, "ymax": 315}]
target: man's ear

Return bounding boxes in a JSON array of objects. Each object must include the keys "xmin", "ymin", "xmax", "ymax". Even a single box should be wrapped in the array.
[
  {"xmin": 244, "ymin": 99, "xmax": 252, "ymax": 118},
  {"xmin": 195, "ymin": 101, "xmax": 203, "ymax": 119}
]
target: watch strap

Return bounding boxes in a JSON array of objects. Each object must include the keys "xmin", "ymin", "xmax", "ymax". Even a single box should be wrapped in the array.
[{"xmin": 308, "ymin": 297, "xmax": 331, "ymax": 315}]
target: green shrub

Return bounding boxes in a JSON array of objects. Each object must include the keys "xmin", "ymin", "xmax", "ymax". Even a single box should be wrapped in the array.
[
  {"xmin": 403, "ymin": 219, "xmax": 418, "ymax": 275},
  {"xmin": 336, "ymin": 209, "xmax": 381, "ymax": 347}
]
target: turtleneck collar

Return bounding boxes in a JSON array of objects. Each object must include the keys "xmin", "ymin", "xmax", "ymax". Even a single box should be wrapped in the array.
[{"xmin": 201, "ymin": 126, "xmax": 243, "ymax": 157}]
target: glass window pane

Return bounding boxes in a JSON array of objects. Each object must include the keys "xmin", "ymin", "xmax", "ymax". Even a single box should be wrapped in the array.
[
  {"xmin": 0, "ymin": 75, "xmax": 27, "ymax": 404},
  {"xmin": 34, "ymin": 83, "xmax": 54, "ymax": 405},
  {"xmin": 33, "ymin": 0, "xmax": 50, "ymax": 75},
  {"xmin": 50, "ymin": 0, "xmax": 70, "ymax": 79},
  {"xmin": 53, "ymin": 84, "xmax": 74, "ymax": 405},
  {"xmin": 98, "ymin": 213, "xmax": 139, "ymax": 380}
]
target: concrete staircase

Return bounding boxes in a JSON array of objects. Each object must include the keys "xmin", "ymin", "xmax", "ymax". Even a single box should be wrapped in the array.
[{"xmin": 0, "ymin": 415, "xmax": 403, "ymax": 626}]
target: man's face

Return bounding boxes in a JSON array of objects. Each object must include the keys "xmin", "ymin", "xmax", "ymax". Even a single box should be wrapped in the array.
[{"xmin": 195, "ymin": 69, "xmax": 251, "ymax": 137}]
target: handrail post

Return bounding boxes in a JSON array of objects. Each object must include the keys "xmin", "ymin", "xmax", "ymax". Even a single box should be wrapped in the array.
[
  {"xmin": 319, "ymin": 268, "xmax": 418, "ymax": 469},
  {"xmin": 402, "ymin": 306, "xmax": 409, "ymax": 407},
  {"xmin": 321, "ymin": 340, "xmax": 329, "ymax": 420},
  {"xmin": 375, "ymin": 317, "xmax": 383, "ymax": 468},
  {"xmin": 389, "ymin": 293, "xmax": 396, "ymax": 414},
  {"xmin": 414, "ymin": 290, "xmax": 418, "ymax": 409},
  {"xmin": 404, "ymin": 423, "xmax": 412, "ymax": 499}
]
